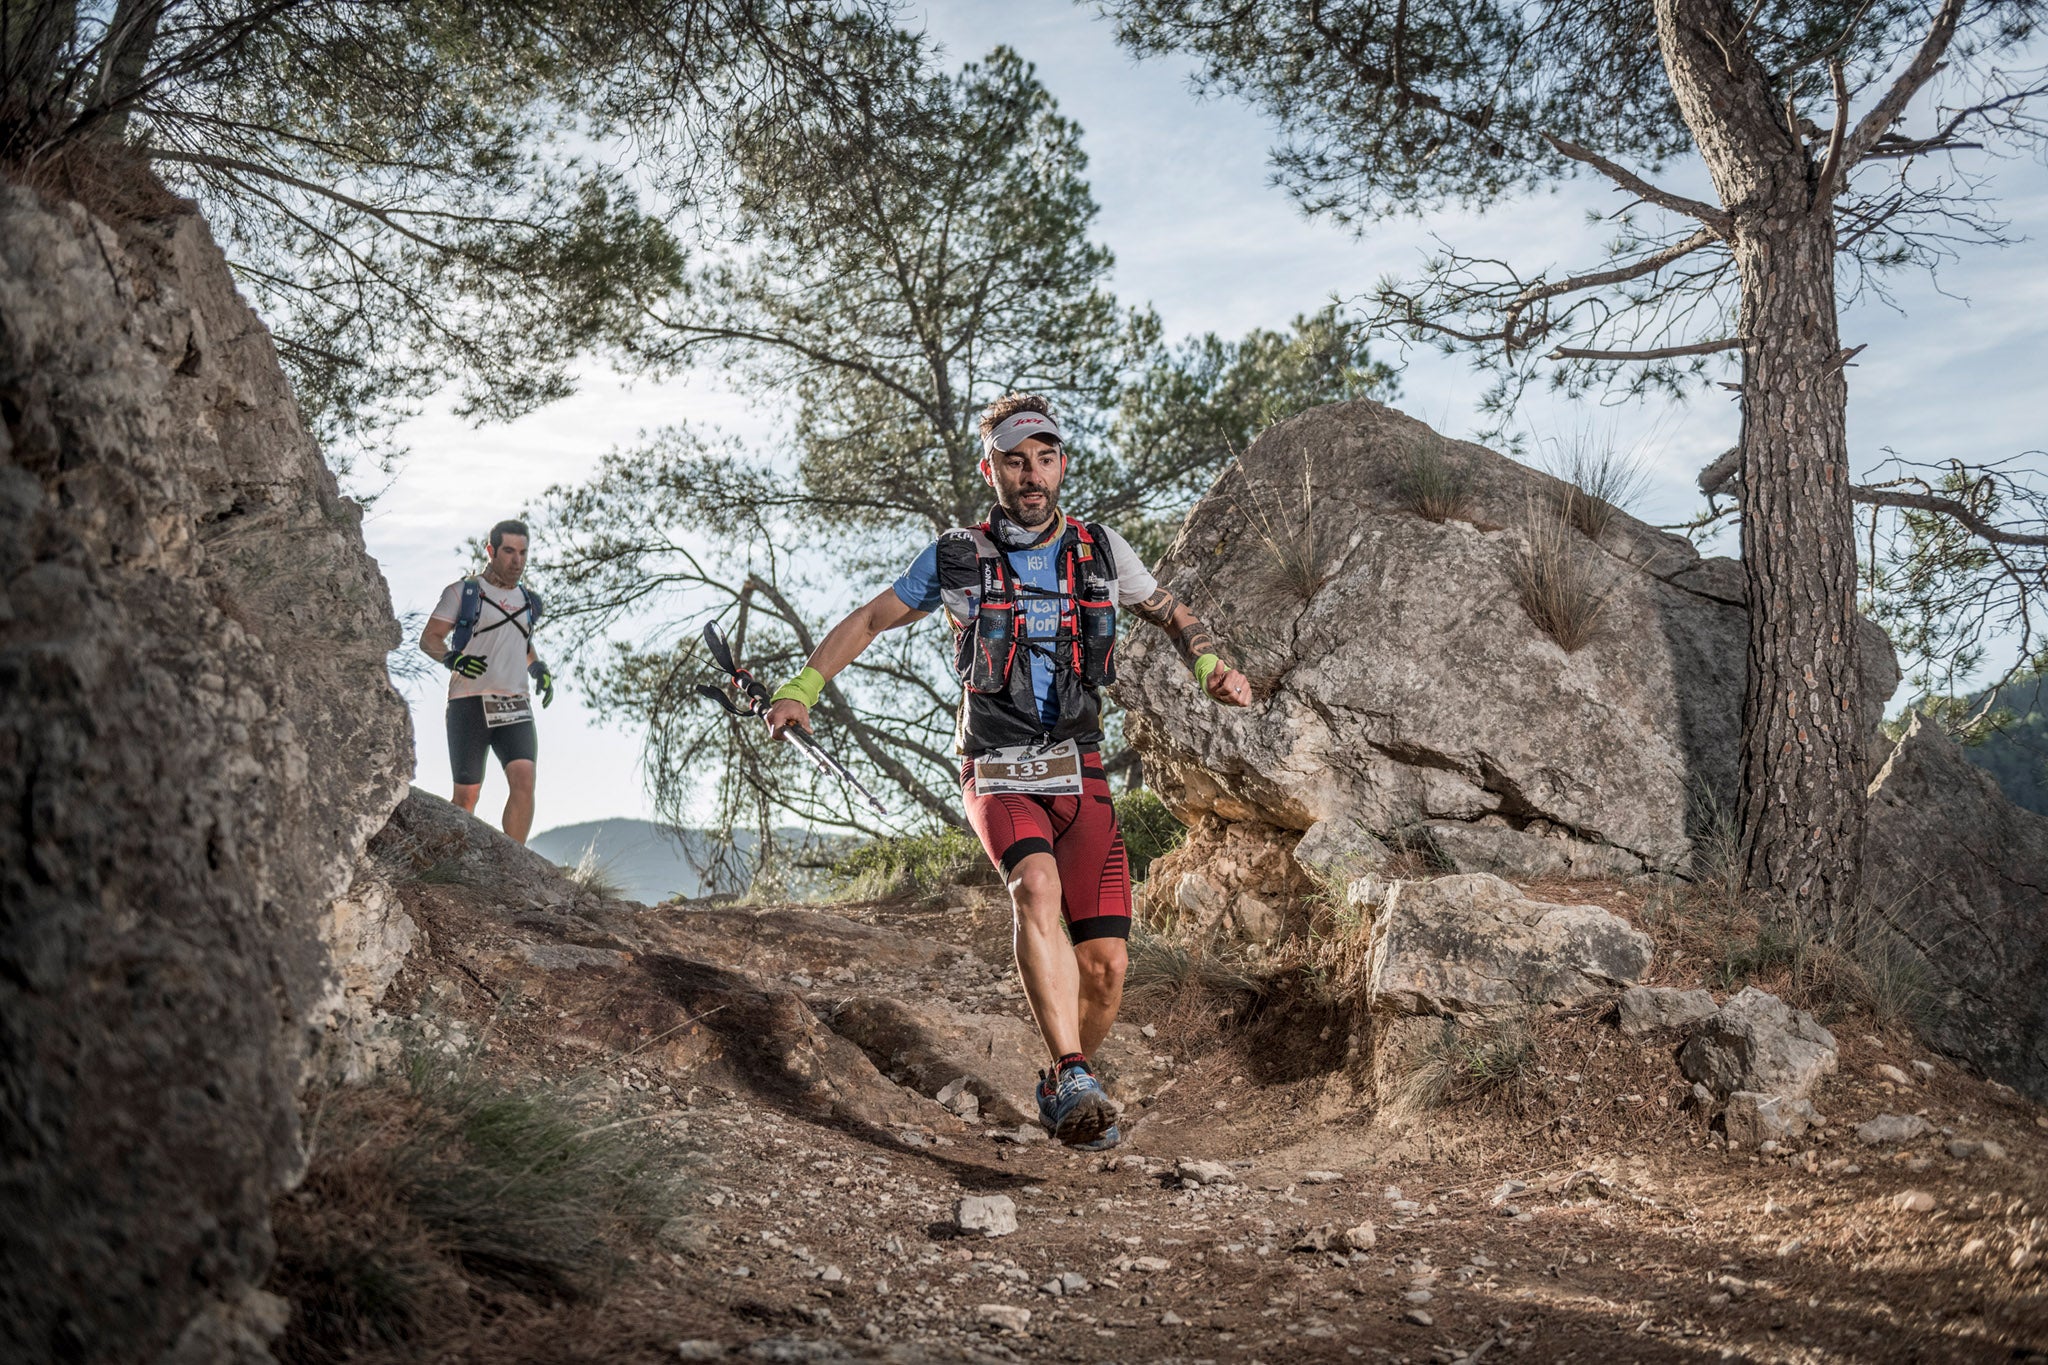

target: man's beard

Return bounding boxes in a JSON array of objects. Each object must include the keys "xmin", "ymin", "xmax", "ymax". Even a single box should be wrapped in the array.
[{"xmin": 1003, "ymin": 489, "xmax": 1056, "ymax": 529}]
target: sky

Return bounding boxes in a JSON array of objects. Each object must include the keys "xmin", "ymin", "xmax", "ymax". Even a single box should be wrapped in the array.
[{"xmin": 360, "ymin": 1, "xmax": 2048, "ymax": 835}]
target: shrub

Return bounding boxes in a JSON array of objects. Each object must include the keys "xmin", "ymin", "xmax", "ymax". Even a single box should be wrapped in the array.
[
  {"xmin": 1395, "ymin": 433, "xmax": 1475, "ymax": 523},
  {"xmin": 830, "ymin": 825, "xmax": 987, "ymax": 899},
  {"xmin": 1115, "ymin": 789, "xmax": 1186, "ymax": 880},
  {"xmin": 1508, "ymin": 498, "xmax": 1612, "ymax": 651}
]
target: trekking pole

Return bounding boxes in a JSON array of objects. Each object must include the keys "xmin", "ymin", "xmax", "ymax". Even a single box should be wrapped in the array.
[{"xmin": 694, "ymin": 620, "xmax": 890, "ymax": 818}]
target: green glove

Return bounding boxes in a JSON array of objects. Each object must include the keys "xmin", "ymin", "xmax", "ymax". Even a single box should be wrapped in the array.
[
  {"xmin": 529, "ymin": 659, "xmax": 555, "ymax": 707},
  {"xmin": 442, "ymin": 650, "xmax": 488, "ymax": 679}
]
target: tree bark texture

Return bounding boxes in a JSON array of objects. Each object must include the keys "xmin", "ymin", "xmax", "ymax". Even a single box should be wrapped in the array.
[{"xmin": 1654, "ymin": 0, "xmax": 1866, "ymax": 934}]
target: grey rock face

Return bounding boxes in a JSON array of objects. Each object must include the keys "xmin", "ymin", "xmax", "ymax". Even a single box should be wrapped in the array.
[
  {"xmin": 1863, "ymin": 716, "xmax": 2048, "ymax": 1102},
  {"xmin": 1367, "ymin": 874, "xmax": 1653, "ymax": 1017},
  {"xmin": 0, "ymin": 182, "xmax": 411, "ymax": 1363},
  {"xmin": 1118, "ymin": 401, "xmax": 1897, "ymax": 884},
  {"xmin": 953, "ymin": 1194, "xmax": 1018, "ymax": 1237},
  {"xmin": 1618, "ymin": 986, "xmax": 1719, "ymax": 1040},
  {"xmin": 1678, "ymin": 988, "xmax": 1839, "ymax": 1100}
]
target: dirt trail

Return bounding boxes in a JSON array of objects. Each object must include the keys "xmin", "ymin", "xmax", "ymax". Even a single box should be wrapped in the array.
[{"xmin": 320, "ymin": 812, "xmax": 2048, "ymax": 1364}]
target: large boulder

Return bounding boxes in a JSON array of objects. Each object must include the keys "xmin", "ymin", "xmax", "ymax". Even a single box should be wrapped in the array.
[
  {"xmin": 1863, "ymin": 715, "xmax": 2048, "ymax": 1101},
  {"xmin": 0, "ymin": 177, "xmax": 411, "ymax": 1363},
  {"xmin": 1678, "ymin": 987, "xmax": 1839, "ymax": 1101},
  {"xmin": 1119, "ymin": 401, "xmax": 1897, "ymax": 887},
  {"xmin": 1365, "ymin": 874, "xmax": 1653, "ymax": 1018}
]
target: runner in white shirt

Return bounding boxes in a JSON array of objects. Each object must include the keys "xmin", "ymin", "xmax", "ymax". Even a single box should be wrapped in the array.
[{"xmin": 419, "ymin": 520, "xmax": 554, "ymax": 843}]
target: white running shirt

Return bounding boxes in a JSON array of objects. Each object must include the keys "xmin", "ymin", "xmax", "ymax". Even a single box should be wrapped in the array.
[{"xmin": 430, "ymin": 578, "xmax": 534, "ymax": 699}]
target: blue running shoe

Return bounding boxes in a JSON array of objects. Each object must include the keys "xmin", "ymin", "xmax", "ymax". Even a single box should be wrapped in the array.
[
  {"xmin": 1045, "ymin": 1062, "xmax": 1117, "ymax": 1146},
  {"xmin": 1035, "ymin": 1071, "xmax": 1058, "ymax": 1132},
  {"xmin": 1073, "ymin": 1123, "xmax": 1121, "ymax": 1152}
]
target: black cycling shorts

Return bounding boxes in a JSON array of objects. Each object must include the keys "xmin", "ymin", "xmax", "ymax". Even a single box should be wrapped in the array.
[{"xmin": 447, "ymin": 695, "xmax": 538, "ymax": 786}]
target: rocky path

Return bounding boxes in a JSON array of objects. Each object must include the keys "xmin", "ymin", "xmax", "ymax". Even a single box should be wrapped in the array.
[{"xmin": 352, "ymin": 794, "xmax": 2048, "ymax": 1364}]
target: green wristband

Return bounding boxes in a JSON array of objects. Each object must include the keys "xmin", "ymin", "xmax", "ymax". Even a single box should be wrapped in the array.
[
  {"xmin": 771, "ymin": 666, "xmax": 825, "ymax": 708},
  {"xmin": 1193, "ymin": 653, "xmax": 1223, "ymax": 691}
]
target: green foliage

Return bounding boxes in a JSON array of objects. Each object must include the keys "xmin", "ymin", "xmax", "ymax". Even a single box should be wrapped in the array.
[
  {"xmin": 541, "ymin": 46, "xmax": 1398, "ymax": 837},
  {"xmin": 3, "ymin": 2, "xmax": 906, "ymax": 474},
  {"xmin": 1114, "ymin": 788, "xmax": 1186, "ymax": 880},
  {"xmin": 830, "ymin": 825, "xmax": 987, "ymax": 900},
  {"xmin": 1888, "ymin": 669, "xmax": 2048, "ymax": 816}
]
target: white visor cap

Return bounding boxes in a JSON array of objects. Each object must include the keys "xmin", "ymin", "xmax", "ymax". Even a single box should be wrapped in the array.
[{"xmin": 985, "ymin": 410, "xmax": 1065, "ymax": 454}]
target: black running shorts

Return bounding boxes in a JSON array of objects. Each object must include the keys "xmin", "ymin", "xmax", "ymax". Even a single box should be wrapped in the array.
[{"xmin": 446, "ymin": 695, "xmax": 538, "ymax": 786}]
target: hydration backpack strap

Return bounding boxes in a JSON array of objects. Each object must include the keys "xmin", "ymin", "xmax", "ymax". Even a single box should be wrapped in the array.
[
  {"xmin": 523, "ymin": 586, "xmax": 543, "ymax": 631},
  {"xmin": 449, "ymin": 577, "xmax": 483, "ymax": 652}
]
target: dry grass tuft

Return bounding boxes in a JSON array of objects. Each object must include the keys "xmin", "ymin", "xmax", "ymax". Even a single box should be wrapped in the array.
[
  {"xmin": 564, "ymin": 843, "xmax": 627, "ymax": 901},
  {"xmin": 1509, "ymin": 497, "xmax": 1613, "ymax": 651},
  {"xmin": 1544, "ymin": 432, "xmax": 1650, "ymax": 541},
  {"xmin": 270, "ymin": 1036, "xmax": 688, "ymax": 1364},
  {"xmin": 1395, "ymin": 433, "xmax": 1476, "ymax": 523},
  {"xmin": 1386, "ymin": 1016, "xmax": 1540, "ymax": 1119},
  {"xmin": 1240, "ymin": 449, "xmax": 1331, "ymax": 600}
]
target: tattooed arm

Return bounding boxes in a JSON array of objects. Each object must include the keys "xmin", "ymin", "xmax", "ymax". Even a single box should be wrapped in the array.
[{"xmin": 1128, "ymin": 587, "xmax": 1251, "ymax": 706}]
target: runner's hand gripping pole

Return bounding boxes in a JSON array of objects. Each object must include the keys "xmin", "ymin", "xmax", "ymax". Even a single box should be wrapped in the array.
[{"xmin": 693, "ymin": 621, "xmax": 889, "ymax": 818}]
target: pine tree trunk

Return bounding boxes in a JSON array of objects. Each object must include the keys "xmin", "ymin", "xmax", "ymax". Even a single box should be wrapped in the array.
[
  {"xmin": 1654, "ymin": 0, "xmax": 1866, "ymax": 936},
  {"xmin": 1731, "ymin": 212, "xmax": 1865, "ymax": 935}
]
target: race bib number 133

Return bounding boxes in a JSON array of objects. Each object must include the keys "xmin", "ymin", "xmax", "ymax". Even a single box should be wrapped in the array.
[{"xmin": 973, "ymin": 739, "xmax": 1084, "ymax": 795}]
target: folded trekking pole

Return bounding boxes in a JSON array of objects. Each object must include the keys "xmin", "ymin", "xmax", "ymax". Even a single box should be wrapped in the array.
[{"xmin": 695, "ymin": 620, "xmax": 889, "ymax": 818}]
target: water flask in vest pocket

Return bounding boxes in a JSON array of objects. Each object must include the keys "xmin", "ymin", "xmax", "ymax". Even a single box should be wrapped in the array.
[
  {"xmin": 959, "ymin": 601, "xmax": 1015, "ymax": 693},
  {"xmin": 1078, "ymin": 576, "xmax": 1117, "ymax": 687}
]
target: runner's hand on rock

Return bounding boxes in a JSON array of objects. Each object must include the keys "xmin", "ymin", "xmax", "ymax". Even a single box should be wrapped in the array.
[
  {"xmin": 528, "ymin": 660, "xmax": 554, "ymax": 707},
  {"xmin": 441, "ymin": 651, "xmax": 488, "ymax": 679},
  {"xmin": 1206, "ymin": 665, "xmax": 1252, "ymax": 707},
  {"xmin": 763, "ymin": 697, "xmax": 812, "ymax": 739}
]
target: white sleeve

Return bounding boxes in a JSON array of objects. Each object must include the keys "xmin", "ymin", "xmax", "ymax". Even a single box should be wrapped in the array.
[
  {"xmin": 428, "ymin": 580, "xmax": 465, "ymax": 625},
  {"xmin": 1100, "ymin": 527, "xmax": 1159, "ymax": 606}
]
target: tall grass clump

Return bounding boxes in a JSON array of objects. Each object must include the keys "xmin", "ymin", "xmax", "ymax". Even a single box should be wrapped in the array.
[
  {"xmin": 1509, "ymin": 497, "xmax": 1613, "ymax": 651},
  {"xmin": 1241, "ymin": 449, "xmax": 1330, "ymax": 599},
  {"xmin": 1544, "ymin": 431, "xmax": 1650, "ymax": 541},
  {"xmin": 830, "ymin": 825, "xmax": 987, "ymax": 899},
  {"xmin": 564, "ymin": 841, "xmax": 627, "ymax": 900},
  {"xmin": 1388, "ymin": 1016, "xmax": 1538, "ymax": 1118},
  {"xmin": 1125, "ymin": 920, "xmax": 1264, "ymax": 1007},
  {"xmin": 270, "ymin": 1039, "xmax": 687, "ymax": 1364},
  {"xmin": 1114, "ymin": 789, "xmax": 1186, "ymax": 880},
  {"xmin": 1395, "ymin": 432, "xmax": 1475, "ymax": 523}
]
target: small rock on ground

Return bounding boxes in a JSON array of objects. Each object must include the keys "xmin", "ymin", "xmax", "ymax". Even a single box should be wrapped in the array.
[
  {"xmin": 953, "ymin": 1194, "xmax": 1018, "ymax": 1237},
  {"xmin": 1856, "ymin": 1113, "xmax": 1930, "ymax": 1146}
]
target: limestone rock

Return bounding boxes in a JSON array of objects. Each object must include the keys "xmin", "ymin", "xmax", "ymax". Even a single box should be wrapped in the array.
[
  {"xmin": 1864, "ymin": 716, "xmax": 2048, "ymax": 1102},
  {"xmin": 1137, "ymin": 815, "xmax": 1312, "ymax": 944},
  {"xmin": 1119, "ymin": 401, "xmax": 1897, "ymax": 884},
  {"xmin": 1723, "ymin": 1092, "xmax": 1820, "ymax": 1149},
  {"xmin": 1176, "ymin": 1159, "xmax": 1239, "ymax": 1187},
  {"xmin": 315, "ymin": 866, "xmax": 417, "ymax": 1081},
  {"xmin": 1856, "ymin": 1114, "xmax": 1931, "ymax": 1146},
  {"xmin": 0, "ymin": 180, "xmax": 410, "ymax": 1362},
  {"xmin": 954, "ymin": 1195, "xmax": 1018, "ymax": 1238},
  {"xmin": 1678, "ymin": 988, "xmax": 1838, "ymax": 1100},
  {"xmin": 1618, "ymin": 986, "xmax": 1719, "ymax": 1040},
  {"xmin": 1367, "ymin": 874, "xmax": 1653, "ymax": 1017}
]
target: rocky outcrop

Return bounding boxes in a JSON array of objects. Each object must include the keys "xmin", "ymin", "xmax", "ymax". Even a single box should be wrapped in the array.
[
  {"xmin": 1863, "ymin": 715, "xmax": 2048, "ymax": 1102},
  {"xmin": 1119, "ymin": 401, "xmax": 1898, "ymax": 894},
  {"xmin": 1139, "ymin": 815, "xmax": 1314, "ymax": 943},
  {"xmin": 1364, "ymin": 874, "xmax": 1653, "ymax": 1017},
  {"xmin": 0, "ymin": 178, "xmax": 411, "ymax": 1363}
]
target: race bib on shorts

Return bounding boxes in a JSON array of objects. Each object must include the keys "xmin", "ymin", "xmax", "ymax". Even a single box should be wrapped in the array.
[
  {"xmin": 482, "ymin": 694, "xmax": 534, "ymax": 729},
  {"xmin": 973, "ymin": 739, "xmax": 1084, "ymax": 796}
]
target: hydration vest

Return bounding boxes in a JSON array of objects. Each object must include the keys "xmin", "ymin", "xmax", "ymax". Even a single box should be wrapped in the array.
[
  {"xmin": 449, "ymin": 577, "xmax": 543, "ymax": 652},
  {"xmin": 936, "ymin": 515, "xmax": 1119, "ymax": 753}
]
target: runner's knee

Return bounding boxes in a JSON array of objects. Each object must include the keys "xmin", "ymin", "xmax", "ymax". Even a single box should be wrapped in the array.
[
  {"xmin": 1004, "ymin": 849, "xmax": 1062, "ymax": 920},
  {"xmin": 505, "ymin": 760, "xmax": 536, "ymax": 793},
  {"xmin": 1075, "ymin": 940, "xmax": 1127, "ymax": 994}
]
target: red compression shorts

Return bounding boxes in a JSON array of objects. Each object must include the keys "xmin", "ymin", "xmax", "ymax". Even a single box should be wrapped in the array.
[{"xmin": 960, "ymin": 754, "xmax": 1132, "ymax": 942}]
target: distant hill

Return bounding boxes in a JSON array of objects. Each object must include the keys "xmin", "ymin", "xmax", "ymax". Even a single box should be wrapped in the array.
[
  {"xmin": 1956, "ymin": 673, "xmax": 2048, "ymax": 817},
  {"xmin": 527, "ymin": 819, "xmax": 841, "ymax": 904}
]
